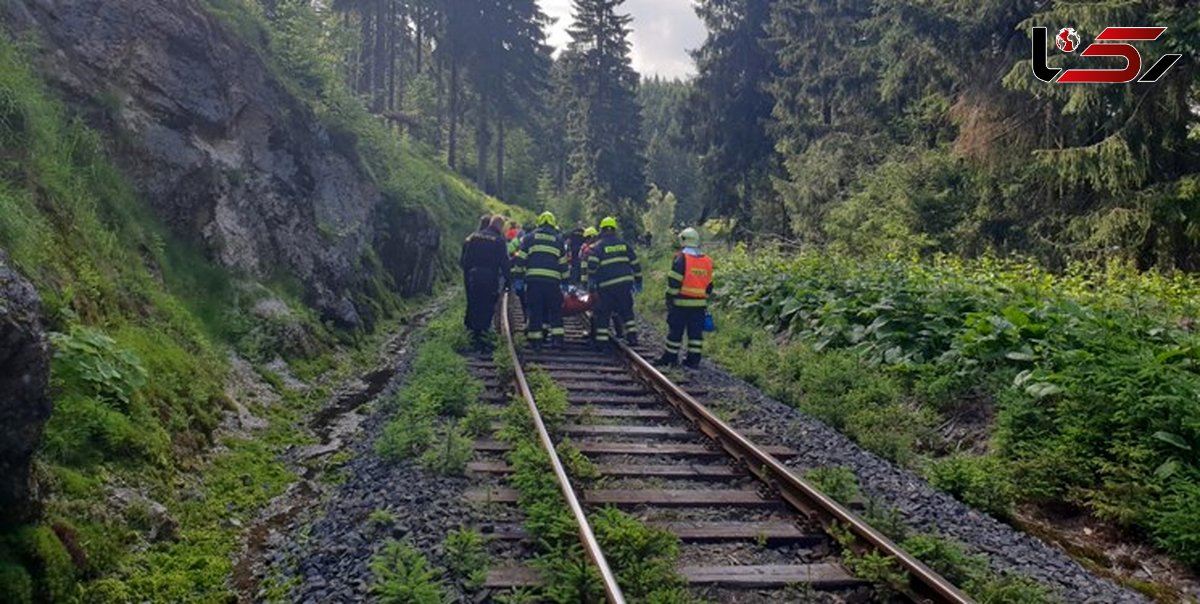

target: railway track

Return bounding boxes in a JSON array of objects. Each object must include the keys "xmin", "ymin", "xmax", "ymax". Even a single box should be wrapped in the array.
[{"xmin": 464, "ymin": 294, "xmax": 973, "ymax": 603}]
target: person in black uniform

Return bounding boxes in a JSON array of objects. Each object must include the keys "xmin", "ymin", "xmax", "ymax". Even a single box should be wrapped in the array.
[
  {"xmin": 460, "ymin": 215, "xmax": 511, "ymax": 351},
  {"xmin": 566, "ymin": 226, "xmax": 586, "ymax": 285},
  {"xmin": 513, "ymin": 212, "xmax": 569, "ymax": 350},
  {"xmin": 587, "ymin": 216, "xmax": 642, "ymax": 348}
]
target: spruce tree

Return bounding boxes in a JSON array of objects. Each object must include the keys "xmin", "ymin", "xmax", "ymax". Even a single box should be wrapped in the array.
[
  {"xmin": 684, "ymin": 0, "xmax": 777, "ymax": 233},
  {"xmin": 563, "ymin": 0, "xmax": 648, "ymax": 230}
]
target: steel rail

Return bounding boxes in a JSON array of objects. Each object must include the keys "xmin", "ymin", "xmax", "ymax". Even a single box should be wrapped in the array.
[
  {"xmin": 500, "ymin": 295, "xmax": 627, "ymax": 604},
  {"xmin": 613, "ymin": 340, "xmax": 975, "ymax": 604}
]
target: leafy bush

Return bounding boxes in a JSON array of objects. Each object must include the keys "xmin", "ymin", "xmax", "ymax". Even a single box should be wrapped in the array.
[
  {"xmin": 370, "ymin": 540, "xmax": 446, "ymax": 604},
  {"xmin": 419, "ymin": 425, "xmax": 473, "ymax": 476},
  {"xmin": 395, "ymin": 342, "xmax": 482, "ymax": 418},
  {"xmin": 443, "ymin": 529, "xmax": 488, "ymax": 589},
  {"xmin": 591, "ymin": 508, "xmax": 688, "ymax": 602},
  {"xmin": 376, "ymin": 410, "xmax": 434, "ymax": 462},
  {"xmin": 926, "ymin": 454, "xmax": 1016, "ymax": 519},
  {"xmin": 1149, "ymin": 479, "xmax": 1200, "ymax": 569},
  {"xmin": 901, "ymin": 534, "xmax": 1056, "ymax": 604},
  {"xmin": 714, "ymin": 247, "xmax": 1200, "ymax": 568},
  {"xmin": 805, "ymin": 466, "xmax": 862, "ymax": 505},
  {"xmin": 460, "ymin": 405, "xmax": 494, "ymax": 438},
  {"xmin": 524, "ymin": 365, "xmax": 567, "ymax": 432},
  {"xmin": 49, "ymin": 327, "xmax": 146, "ymax": 410}
]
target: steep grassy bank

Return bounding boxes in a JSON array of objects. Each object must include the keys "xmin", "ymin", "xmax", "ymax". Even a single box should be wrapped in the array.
[
  {"xmin": 0, "ymin": 9, "xmax": 515, "ymax": 598},
  {"xmin": 635, "ymin": 244, "xmax": 1200, "ymax": 592}
]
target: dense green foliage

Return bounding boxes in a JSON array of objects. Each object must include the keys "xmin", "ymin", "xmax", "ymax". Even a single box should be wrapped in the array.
[
  {"xmin": 377, "ymin": 301, "xmax": 482, "ymax": 478},
  {"xmin": 685, "ymin": 0, "xmax": 1200, "ymax": 270},
  {"xmin": 0, "ymin": 0, "xmax": 517, "ymax": 596},
  {"xmin": 370, "ymin": 540, "xmax": 448, "ymax": 603},
  {"xmin": 685, "ymin": 0, "xmax": 778, "ymax": 233},
  {"xmin": 711, "ymin": 246, "xmax": 1200, "ymax": 568},
  {"xmin": 640, "ymin": 78, "xmax": 701, "ymax": 225}
]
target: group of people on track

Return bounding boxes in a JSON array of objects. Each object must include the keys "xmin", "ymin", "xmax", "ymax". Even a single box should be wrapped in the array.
[{"xmin": 460, "ymin": 211, "xmax": 713, "ymax": 369}]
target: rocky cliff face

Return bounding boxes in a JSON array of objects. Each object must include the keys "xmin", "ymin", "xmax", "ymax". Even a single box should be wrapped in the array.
[
  {"xmin": 0, "ymin": 250, "xmax": 50, "ymax": 527},
  {"xmin": 2, "ymin": 0, "xmax": 441, "ymax": 328}
]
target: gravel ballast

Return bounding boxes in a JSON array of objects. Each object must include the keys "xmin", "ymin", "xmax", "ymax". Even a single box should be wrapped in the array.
[
  {"xmin": 633, "ymin": 323, "xmax": 1149, "ymax": 604},
  {"xmin": 259, "ymin": 312, "xmax": 481, "ymax": 603}
]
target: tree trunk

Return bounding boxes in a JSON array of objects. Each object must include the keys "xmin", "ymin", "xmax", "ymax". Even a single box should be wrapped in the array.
[
  {"xmin": 373, "ymin": 0, "xmax": 387, "ymax": 112},
  {"xmin": 495, "ymin": 118, "xmax": 505, "ymax": 201},
  {"xmin": 387, "ymin": 0, "xmax": 397, "ymax": 112},
  {"xmin": 448, "ymin": 58, "xmax": 459, "ymax": 170},
  {"xmin": 358, "ymin": 10, "xmax": 373, "ymax": 93},
  {"xmin": 415, "ymin": 5, "xmax": 424, "ymax": 75},
  {"xmin": 476, "ymin": 107, "xmax": 491, "ymax": 192}
]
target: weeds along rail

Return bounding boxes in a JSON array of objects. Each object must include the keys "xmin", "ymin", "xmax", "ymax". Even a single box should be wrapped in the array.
[
  {"xmin": 471, "ymin": 293, "xmax": 974, "ymax": 603},
  {"xmin": 609, "ymin": 340, "xmax": 974, "ymax": 604},
  {"xmin": 494, "ymin": 294, "xmax": 627, "ymax": 603}
]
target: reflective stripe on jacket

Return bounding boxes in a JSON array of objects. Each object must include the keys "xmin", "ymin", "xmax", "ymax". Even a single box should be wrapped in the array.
[
  {"xmin": 586, "ymin": 234, "xmax": 642, "ymax": 289},
  {"xmin": 514, "ymin": 227, "xmax": 568, "ymax": 282},
  {"xmin": 667, "ymin": 250, "xmax": 714, "ymax": 308}
]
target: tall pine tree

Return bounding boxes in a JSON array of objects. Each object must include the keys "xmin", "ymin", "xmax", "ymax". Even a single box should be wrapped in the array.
[
  {"xmin": 685, "ymin": 0, "xmax": 778, "ymax": 234},
  {"xmin": 563, "ymin": 0, "xmax": 647, "ymax": 230}
]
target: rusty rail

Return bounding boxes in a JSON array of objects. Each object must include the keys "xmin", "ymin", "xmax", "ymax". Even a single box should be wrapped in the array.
[
  {"xmin": 613, "ymin": 339, "xmax": 975, "ymax": 604},
  {"xmin": 499, "ymin": 295, "xmax": 627, "ymax": 604}
]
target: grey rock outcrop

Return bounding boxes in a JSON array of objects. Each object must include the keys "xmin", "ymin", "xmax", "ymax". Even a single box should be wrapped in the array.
[
  {"xmin": 2, "ymin": 0, "xmax": 441, "ymax": 327},
  {"xmin": 0, "ymin": 250, "xmax": 51, "ymax": 527}
]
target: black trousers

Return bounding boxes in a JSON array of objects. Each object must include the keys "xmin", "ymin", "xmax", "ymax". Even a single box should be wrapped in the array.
[
  {"xmin": 666, "ymin": 305, "xmax": 705, "ymax": 360},
  {"xmin": 594, "ymin": 284, "xmax": 636, "ymax": 343},
  {"xmin": 464, "ymin": 269, "xmax": 499, "ymax": 335},
  {"xmin": 525, "ymin": 280, "xmax": 564, "ymax": 343}
]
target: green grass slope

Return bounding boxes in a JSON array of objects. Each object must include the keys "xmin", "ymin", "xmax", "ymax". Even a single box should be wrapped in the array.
[{"xmin": 0, "ymin": 13, "xmax": 522, "ymax": 599}]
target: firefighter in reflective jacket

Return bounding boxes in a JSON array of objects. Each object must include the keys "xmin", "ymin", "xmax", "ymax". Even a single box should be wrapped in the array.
[
  {"xmin": 577, "ymin": 226, "xmax": 599, "ymax": 286},
  {"xmin": 513, "ymin": 212, "xmax": 569, "ymax": 349},
  {"xmin": 657, "ymin": 228, "xmax": 713, "ymax": 368},
  {"xmin": 587, "ymin": 216, "xmax": 642, "ymax": 347}
]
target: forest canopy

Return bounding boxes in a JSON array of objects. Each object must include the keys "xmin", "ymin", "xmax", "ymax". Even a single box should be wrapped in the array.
[{"xmin": 682, "ymin": 0, "xmax": 1199, "ymax": 271}]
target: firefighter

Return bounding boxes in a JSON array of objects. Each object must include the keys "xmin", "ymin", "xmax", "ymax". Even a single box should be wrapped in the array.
[
  {"xmin": 513, "ymin": 212, "xmax": 569, "ymax": 350},
  {"xmin": 657, "ymin": 227, "xmax": 713, "ymax": 368},
  {"xmin": 578, "ymin": 226, "xmax": 599, "ymax": 286},
  {"xmin": 460, "ymin": 215, "xmax": 510, "ymax": 351},
  {"xmin": 567, "ymin": 226, "xmax": 587, "ymax": 285},
  {"xmin": 587, "ymin": 216, "xmax": 642, "ymax": 348}
]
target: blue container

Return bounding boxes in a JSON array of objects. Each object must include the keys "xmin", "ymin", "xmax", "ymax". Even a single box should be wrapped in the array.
[{"xmin": 703, "ymin": 312, "xmax": 716, "ymax": 332}]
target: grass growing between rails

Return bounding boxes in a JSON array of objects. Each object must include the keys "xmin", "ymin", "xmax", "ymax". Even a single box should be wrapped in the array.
[
  {"xmin": 495, "ymin": 360, "xmax": 690, "ymax": 602},
  {"xmin": 634, "ymin": 245, "xmax": 1200, "ymax": 579}
]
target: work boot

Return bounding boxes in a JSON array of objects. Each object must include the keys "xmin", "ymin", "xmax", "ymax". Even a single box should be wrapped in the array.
[
  {"xmin": 684, "ymin": 355, "xmax": 702, "ymax": 369},
  {"xmin": 625, "ymin": 333, "xmax": 639, "ymax": 347},
  {"xmin": 656, "ymin": 353, "xmax": 678, "ymax": 367}
]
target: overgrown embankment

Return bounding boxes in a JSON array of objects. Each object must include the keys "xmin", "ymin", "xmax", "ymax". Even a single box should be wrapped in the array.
[
  {"xmin": 0, "ymin": 1, "xmax": 515, "ymax": 598},
  {"xmin": 637, "ymin": 247, "xmax": 1199, "ymax": 582}
]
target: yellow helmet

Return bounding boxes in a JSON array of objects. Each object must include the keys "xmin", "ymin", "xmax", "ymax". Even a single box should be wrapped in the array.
[
  {"xmin": 679, "ymin": 227, "xmax": 701, "ymax": 247},
  {"xmin": 583, "ymin": 226, "xmax": 599, "ymax": 238},
  {"xmin": 599, "ymin": 216, "xmax": 618, "ymax": 231},
  {"xmin": 537, "ymin": 211, "xmax": 557, "ymax": 227}
]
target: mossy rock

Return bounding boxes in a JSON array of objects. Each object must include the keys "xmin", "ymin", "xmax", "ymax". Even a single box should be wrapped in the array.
[
  {"xmin": 0, "ymin": 562, "xmax": 34, "ymax": 604},
  {"xmin": 9, "ymin": 526, "xmax": 77, "ymax": 603}
]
